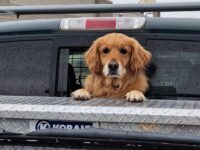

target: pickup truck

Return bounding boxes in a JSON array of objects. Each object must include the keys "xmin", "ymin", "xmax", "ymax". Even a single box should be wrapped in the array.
[{"xmin": 0, "ymin": 2, "xmax": 200, "ymax": 150}]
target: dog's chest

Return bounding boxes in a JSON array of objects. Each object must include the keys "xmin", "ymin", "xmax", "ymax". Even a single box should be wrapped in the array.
[
  {"xmin": 92, "ymin": 77, "xmax": 134, "ymax": 98},
  {"xmin": 105, "ymin": 78, "xmax": 121, "ymax": 89}
]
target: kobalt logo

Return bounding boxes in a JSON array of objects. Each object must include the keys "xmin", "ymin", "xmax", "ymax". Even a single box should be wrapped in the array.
[
  {"xmin": 36, "ymin": 121, "xmax": 51, "ymax": 130},
  {"xmin": 35, "ymin": 120, "xmax": 92, "ymax": 130}
]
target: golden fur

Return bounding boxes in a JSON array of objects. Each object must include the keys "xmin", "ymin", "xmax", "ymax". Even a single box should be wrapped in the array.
[{"xmin": 72, "ymin": 33, "xmax": 152, "ymax": 102}]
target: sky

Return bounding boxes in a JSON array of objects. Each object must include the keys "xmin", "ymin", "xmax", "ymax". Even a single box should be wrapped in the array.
[{"xmin": 112, "ymin": 0, "xmax": 200, "ymax": 18}]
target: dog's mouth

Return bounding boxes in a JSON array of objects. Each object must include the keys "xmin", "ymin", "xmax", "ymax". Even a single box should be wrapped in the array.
[{"xmin": 106, "ymin": 71, "xmax": 120, "ymax": 78}]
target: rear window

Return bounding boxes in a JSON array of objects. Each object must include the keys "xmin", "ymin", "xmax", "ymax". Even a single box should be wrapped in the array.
[{"xmin": 66, "ymin": 40, "xmax": 200, "ymax": 100}]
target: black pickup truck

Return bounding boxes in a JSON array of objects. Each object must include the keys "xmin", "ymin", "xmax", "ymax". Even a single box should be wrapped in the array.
[{"xmin": 0, "ymin": 2, "xmax": 200, "ymax": 150}]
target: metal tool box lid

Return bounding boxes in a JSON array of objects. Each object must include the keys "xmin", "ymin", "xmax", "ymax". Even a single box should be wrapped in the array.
[{"xmin": 0, "ymin": 96, "xmax": 199, "ymax": 125}]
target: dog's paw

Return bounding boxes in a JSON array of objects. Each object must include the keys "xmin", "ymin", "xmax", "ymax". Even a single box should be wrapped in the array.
[
  {"xmin": 71, "ymin": 89, "xmax": 91, "ymax": 100},
  {"xmin": 125, "ymin": 90, "xmax": 146, "ymax": 102}
]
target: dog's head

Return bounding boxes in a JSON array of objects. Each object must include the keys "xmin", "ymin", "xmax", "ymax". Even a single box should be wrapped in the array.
[{"xmin": 84, "ymin": 33, "xmax": 151, "ymax": 78}]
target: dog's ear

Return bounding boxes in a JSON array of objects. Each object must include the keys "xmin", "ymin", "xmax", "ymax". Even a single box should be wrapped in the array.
[
  {"xmin": 129, "ymin": 38, "xmax": 152, "ymax": 73},
  {"xmin": 84, "ymin": 41, "xmax": 101, "ymax": 74}
]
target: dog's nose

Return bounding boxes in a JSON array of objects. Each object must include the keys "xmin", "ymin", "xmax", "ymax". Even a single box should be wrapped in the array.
[{"xmin": 108, "ymin": 61, "xmax": 119, "ymax": 71}]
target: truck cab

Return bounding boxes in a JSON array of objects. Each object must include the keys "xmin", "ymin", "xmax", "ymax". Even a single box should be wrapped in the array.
[{"xmin": 0, "ymin": 3, "xmax": 200, "ymax": 149}]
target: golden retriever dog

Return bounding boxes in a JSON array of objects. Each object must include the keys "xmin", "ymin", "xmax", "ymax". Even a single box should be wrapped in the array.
[{"xmin": 72, "ymin": 33, "xmax": 152, "ymax": 102}]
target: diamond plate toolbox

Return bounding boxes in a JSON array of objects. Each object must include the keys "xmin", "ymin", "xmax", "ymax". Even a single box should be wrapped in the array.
[{"xmin": 0, "ymin": 95, "xmax": 200, "ymax": 136}]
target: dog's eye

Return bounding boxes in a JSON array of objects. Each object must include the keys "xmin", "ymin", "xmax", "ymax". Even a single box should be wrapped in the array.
[
  {"xmin": 102, "ymin": 48, "xmax": 110, "ymax": 54},
  {"xmin": 120, "ymin": 48, "xmax": 127, "ymax": 54}
]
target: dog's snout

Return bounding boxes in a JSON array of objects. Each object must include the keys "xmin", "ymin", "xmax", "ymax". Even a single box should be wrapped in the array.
[
  {"xmin": 104, "ymin": 60, "xmax": 121, "ymax": 78},
  {"xmin": 108, "ymin": 61, "xmax": 119, "ymax": 71}
]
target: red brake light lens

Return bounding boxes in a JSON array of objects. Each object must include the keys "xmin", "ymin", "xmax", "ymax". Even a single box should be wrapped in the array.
[{"xmin": 85, "ymin": 19, "xmax": 116, "ymax": 29}]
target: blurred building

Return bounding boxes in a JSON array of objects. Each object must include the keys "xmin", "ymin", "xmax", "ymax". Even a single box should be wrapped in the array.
[
  {"xmin": 114, "ymin": 0, "xmax": 160, "ymax": 17},
  {"xmin": 0, "ymin": 0, "xmax": 112, "ymax": 21},
  {"xmin": 139, "ymin": 0, "xmax": 160, "ymax": 17}
]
